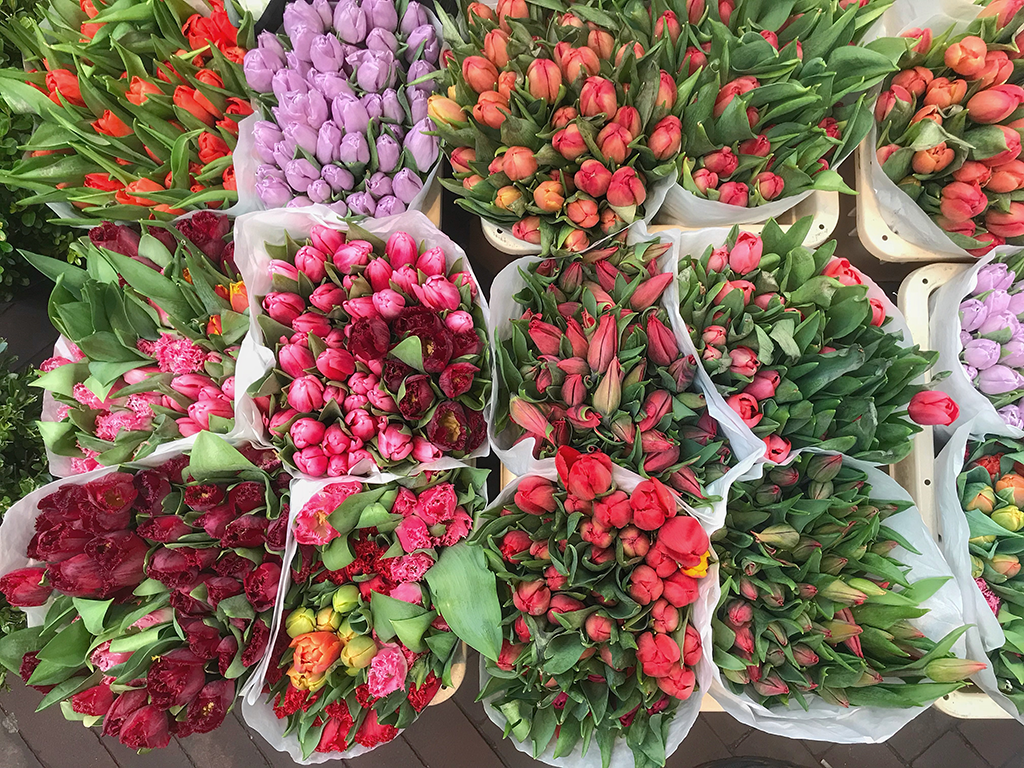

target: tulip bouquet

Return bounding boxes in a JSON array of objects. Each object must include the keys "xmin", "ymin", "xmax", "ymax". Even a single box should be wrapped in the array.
[
  {"xmin": 874, "ymin": 0, "xmax": 1024, "ymax": 255},
  {"xmin": 253, "ymin": 467, "xmax": 487, "ymax": 758},
  {"xmin": 431, "ymin": 0, "xmax": 692, "ymax": 251},
  {"xmin": 248, "ymin": 218, "xmax": 490, "ymax": 477},
  {"xmin": 491, "ymin": 238, "xmax": 733, "ymax": 505},
  {"xmin": 714, "ymin": 451, "xmax": 982, "ymax": 715},
  {"xmin": 0, "ymin": 0, "xmax": 253, "ymax": 221},
  {"xmin": 676, "ymin": 218, "xmax": 956, "ymax": 464},
  {"xmin": 954, "ymin": 436, "xmax": 1024, "ymax": 714},
  {"xmin": 955, "ymin": 256, "xmax": 1024, "ymax": 427},
  {"xmin": 242, "ymin": 0, "xmax": 440, "ymax": 214},
  {"xmin": 30, "ymin": 213, "xmax": 247, "ymax": 473},
  {"xmin": 470, "ymin": 448, "xmax": 712, "ymax": 768},
  {"xmin": 0, "ymin": 435, "xmax": 290, "ymax": 750}
]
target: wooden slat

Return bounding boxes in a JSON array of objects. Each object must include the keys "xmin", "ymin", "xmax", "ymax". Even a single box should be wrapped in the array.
[{"xmin": 176, "ymin": 707, "xmax": 271, "ymax": 768}]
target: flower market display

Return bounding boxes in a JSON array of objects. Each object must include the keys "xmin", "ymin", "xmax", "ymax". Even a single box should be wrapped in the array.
[
  {"xmin": 470, "ymin": 448, "xmax": 712, "ymax": 768},
  {"xmin": 491, "ymin": 237, "xmax": 734, "ymax": 505},
  {"xmin": 253, "ymin": 467, "xmax": 487, "ymax": 757},
  {"xmin": 0, "ymin": 0, "xmax": 252, "ymax": 220},
  {"xmin": 952, "ymin": 436, "xmax": 1024, "ymax": 715},
  {"xmin": 29, "ymin": 212, "xmax": 245, "ymax": 472},
  {"xmin": 249, "ymin": 219, "xmax": 490, "ymax": 477},
  {"xmin": 243, "ymin": 0, "xmax": 440, "ymax": 214},
  {"xmin": 0, "ymin": 435, "xmax": 288, "ymax": 750},
  {"xmin": 715, "ymin": 452, "xmax": 982, "ymax": 712},
  {"xmin": 676, "ymin": 218, "xmax": 959, "ymax": 464},
  {"xmin": 874, "ymin": 0, "xmax": 1024, "ymax": 255}
]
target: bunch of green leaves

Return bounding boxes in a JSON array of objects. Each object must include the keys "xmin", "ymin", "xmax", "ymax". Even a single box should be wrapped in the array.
[
  {"xmin": 678, "ymin": 217, "xmax": 938, "ymax": 463},
  {"xmin": 715, "ymin": 451, "xmax": 976, "ymax": 710}
]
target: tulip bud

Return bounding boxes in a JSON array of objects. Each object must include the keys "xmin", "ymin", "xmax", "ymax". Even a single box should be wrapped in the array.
[
  {"xmin": 991, "ymin": 553, "xmax": 1022, "ymax": 578},
  {"xmin": 913, "ymin": 143, "xmax": 955, "ymax": 175},
  {"xmin": 819, "ymin": 580, "xmax": 868, "ymax": 606},
  {"xmin": 992, "ymin": 505, "xmax": 1024, "ymax": 531},
  {"xmin": 805, "ymin": 453, "xmax": 843, "ymax": 482},
  {"xmin": 924, "ymin": 658, "xmax": 988, "ymax": 682},
  {"xmin": 427, "ymin": 95, "xmax": 467, "ymax": 126},
  {"xmin": 738, "ymin": 576, "xmax": 758, "ymax": 601},
  {"xmin": 580, "ymin": 76, "xmax": 617, "ymax": 117},
  {"xmin": 592, "ymin": 359, "xmax": 623, "ymax": 418},
  {"xmin": 332, "ymin": 584, "xmax": 360, "ymax": 613},
  {"xmin": 945, "ymin": 36, "xmax": 988, "ymax": 77},
  {"xmin": 753, "ymin": 172, "xmax": 784, "ymax": 201},
  {"xmin": 649, "ymin": 116, "xmax": 682, "ymax": 160},
  {"xmin": 340, "ymin": 635, "xmax": 377, "ymax": 668},
  {"xmin": 527, "ymin": 59, "xmax": 562, "ymax": 103},
  {"xmin": 968, "ymin": 84, "xmax": 1024, "ymax": 124},
  {"xmin": 286, "ymin": 607, "xmax": 316, "ymax": 637},
  {"xmin": 552, "ymin": 124, "xmax": 587, "ymax": 161},
  {"xmin": 752, "ymin": 524, "xmax": 799, "ymax": 549}
]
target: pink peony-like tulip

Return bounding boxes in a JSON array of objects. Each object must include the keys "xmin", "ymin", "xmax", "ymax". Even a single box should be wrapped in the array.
[
  {"xmin": 606, "ymin": 167, "xmax": 646, "ymax": 207},
  {"xmin": 940, "ymin": 181, "xmax": 988, "ymax": 223},
  {"xmin": 263, "ymin": 292, "xmax": 305, "ymax": 325},
  {"xmin": 290, "ymin": 417, "xmax": 326, "ymax": 449},
  {"xmin": 294, "ymin": 245, "xmax": 329, "ymax": 282},
  {"xmin": 378, "ymin": 424, "xmax": 413, "ymax": 461},
  {"xmin": 288, "ymin": 375, "xmax": 326, "ymax": 412},
  {"xmin": 718, "ymin": 181, "xmax": 748, "ymax": 207},
  {"xmin": 294, "ymin": 446, "xmax": 329, "ymax": 476},
  {"xmin": 986, "ymin": 201, "xmax": 1024, "ymax": 237}
]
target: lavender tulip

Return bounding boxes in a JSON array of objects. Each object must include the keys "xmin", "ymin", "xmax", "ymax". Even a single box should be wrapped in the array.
[
  {"xmin": 977, "ymin": 364, "xmax": 1024, "ymax": 395},
  {"xmin": 284, "ymin": 122, "xmax": 319, "ymax": 156},
  {"xmin": 964, "ymin": 364, "xmax": 979, "ymax": 381},
  {"xmin": 362, "ymin": 93, "xmax": 383, "ymax": 120},
  {"xmin": 256, "ymin": 164, "xmax": 286, "ymax": 182},
  {"xmin": 307, "ymin": 179, "xmax": 332, "ymax": 204},
  {"xmin": 275, "ymin": 91, "xmax": 329, "ymax": 130},
  {"xmin": 310, "ymin": 34, "xmax": 345, "ymax": 73},
  {"xmin": 366, "ymin": 171, "xmax": 393, "ymax": 199},
  {"xmin": 1003, "ymin": 339, "xmax": 1024, "ymax": 367},
  {"xmin": 328, "ymin": 95, "xmax": 362, "ymax": 134},
  {"xmin": 304, "ymin": 90, "xmax": 330, "ymax": 128},
  {"xmin": 408, "ymin": 89, "xmax": 428, "ymax": 123},
  {"xmin": 392, "ymin": 168, "xmax": 422, "ymax": 203},
  {"xmin": 405, "ymin": 118, "xmax": 438, "ymax": 173},
  {"xmin": 975, "ymin": 263, "xmax": 1016, "ymax": 293},
  {"xmin": 366, "ymin": 28, "xmax": 399, "ymax": 54},
  {"xmin": 322, "ymin": 164, "xmax": 355, "ymax": 192},
  {"xmin": 272, "ymin": 70, "xmax": 308, "ymax": 103},
  {"xmin": 984, "ymin": 290, "xmax": 1013, "ymax": 314},
  {"xmin": 289, "ymin": 25, "xmax": 320, "ymax": 62},
  {"xmin": 347, "ymin": 191, "xmax": 377, "ymax": 216},
  {"xmin": 253, "ymin": 121, "xmax": 284, "ymax": 163},
  {"xmin": 406, "ymin": 60, "xmax": 436, "ymax": 91},
  {"xmin": 257, "ymin": 176, "xmax": 293, "ymax": 207},
  {"xmin": 363, "ymin": 0, "xmax": 398, "ymax": 31},
  {"xmin": 316, "ymin": 121, "xmax": 343, "ymax": 166},
  {"xmin": 405, "ymin": 25, "xmax": 439, "ymax": 64},
  {"xmin": 344, "ymin": 49, "xmax": 369, "ymax": 77},
  {"xmin": 329, "ymin": 200, "xmax": 349, "ymax": 217},
  {"xmin": 980, "ymin": 310, "xmax": 1020, "ymax": 341},
  {"xmin": 285, "ymin": 159, "xmax": 321, "ymax": 193},
  {"xmin": 1010, "ymin": 291, "xmax": 1024, "ymax": 317},
  {"xmin": 284, "ymin": 0, "xmax": 325, "ymax": 35},
  {"xmin": 376, "ymin": 134, "xmax": 401, "ymax": 173},
  {"xmin": 272, "ymin": 139, "xmax": 298, "ymax": 169},
  {"xmin": 339, "ymin": 133, "xmax": 370, "ymax": 166},
  {"xmin": 380, "ymin": 89, "xmax": 404, "ymax": 123},
  {"xmin": 334, "ymin": 0, "xmax": 367, "ymax": 44},
  {"xmin": 999, "ymin": 405, "xmax": 1024, "ymax": 429},
  {"xmin": 960, "ymin": 299, "xmax": 989, "ymax": 332},
  {"xmin": 357, "ymin": 50, "xmax": 397, "ymax": 93},
  {"xmin": 244, "ymin": 49, "xmax": 279, "ymax": 92},
  {"xmin": 288, "ymin": 196, "xmax": 314, "ymax": 208},
  {"xmin": 258, "ymin": 31, "xmax": 287, "ymax": 65},
  {"xmin": 400, "ymin": 1, "xmax": 428, "ymax": 36},
  {"xmin": 963, "ymin": 338, "xmax": 1002, "ymax": 369},
  {"xmin": 312, "ymin": 0, "xmax": 333, "ymax": 26},
  {"xmin": 375, "ymin": 195, "xmax": 406, "ymax": 216},
  {"xmin": 960, "ymin": 330, "xmax": 973, "ymax": 347},
  {"xmin": 308, "ymin": 71, "xmax": 354, "ymax": 100}
]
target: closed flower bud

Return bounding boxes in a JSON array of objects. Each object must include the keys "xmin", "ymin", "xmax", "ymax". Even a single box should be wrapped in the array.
[
  {"xmin": 427, "ymin": 95, "xmax": 467, "ymax": 126},
  {"xmin": 286, "ymin": 607, "xmax": 316, "ymax": 637},
  {"xmin": 753, "ymin": 523, "xmax": 800, "ymax": 549},
  {"xmin": 806, "ymin": 453, "xmax": 843, "ymax": 482},
  {"xmin": 533, "ymin": 180, "xmax": 565, "ymax": 212},
  {"xmin": 992, "ymin": 505, "xmax": 1024, "ymax": 531},
  {"xmin": 753, "ymin": 172, "xmax": 784, "ymax": 200},
  {"xmin": 945, "ymin": 36, "xmax": 988, "ymax": 77},
  {"xmin": 924, "ymin": 77, "xmax": 968, "ymax": 108},
  {"xmin": 340, "ymin": 635, "xmax": 377, "ymax": 668},
  {"xmin": 649, "ymin": 116, "xmax": 683, "ymax": 160},
  {"xmin": 924, "ymin": 658, "xmax": 987, "ymax": 682},
  {"xmin": 527, "ymin": 59, "xmax": 562, "ymax": 103}
]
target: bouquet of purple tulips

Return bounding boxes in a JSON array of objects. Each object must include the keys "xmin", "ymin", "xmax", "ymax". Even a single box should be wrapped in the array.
[{"xmin": 242, "ymin": 0, "xmax": 441, "ymax": 214}]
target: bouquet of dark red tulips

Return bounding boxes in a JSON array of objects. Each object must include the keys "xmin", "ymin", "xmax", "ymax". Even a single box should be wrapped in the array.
[{"xmin": 0, "ymin": 435, "xmax": 288, "ymax": 751}]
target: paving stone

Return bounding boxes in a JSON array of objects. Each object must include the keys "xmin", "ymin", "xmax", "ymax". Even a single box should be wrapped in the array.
[
  {"xmin": 888, "ymin": 707, "xmax": 961, "ymax": 763},
  {"xmin": 341, "ymin": 736, "xmax": 426, "ymax": 768},
  {"xmin": 453, "ymin": 651, "xmax": 488, "ymax": 726},
  {"xmin": 176, "ymin": 704, "xmax": 271, "ymax": 768},
  {"xmin": 667, "ymin": 716, "xmax": 732, "ymax": 767},
  {"xmin": 231, "ymin": 710, "xmax": 297, "ymax": 768},
  {"xmin": 731, "ymin": 729, "xmax": 820, "ymax": 768},
  {"xmin": 820, "ymin": 743, "xmax": 907, "ymax": 768},
  {"xmin": 403, "ymin": 700, "xmax": 504, "ymax": 768},
  {"xmin": 957, "ymin": 718, "xmax": 1024, "ymax": 767},
  {"xmin": 0, "ymin": 709, "xmax": 44, "ymax": 768},
  {"xmin": 913, "ymin": 732, "xmax": 989, "ymax": 768},
  {"xmin": 702, "ymin": 712, "xmax": 753, "ymax": 750},
  {"xmin": 802, "ymin": 739, "xmax": 834, "ymax": 759},
  {"xmin": 105, "ymin": 739, "xmax": 195, "ymax": 768}
]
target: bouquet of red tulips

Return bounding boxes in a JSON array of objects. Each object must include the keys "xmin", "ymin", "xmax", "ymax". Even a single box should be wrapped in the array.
[
  {"xmin": 0, "ymin": 435, "xmax": 289, "ymax": 751},
  {"xmin": 245, "ymin": 466, "xmax": 488, "ymax": 759},
  {"xmin": 0, "ymin": 0, "xmax": 252, "ymax": 221},
  {"xmin": 237, "ymin": 209, "xmax": 490, "ymax": 477},
  {"xmin": 674, "ymin": 218, "xmax": 957, "ymax": 464},
  {"xmin": 873, "ymin": 0, "xmax": 1024, "ymax": 256},
  {"xmin": 469, "ymin": 448, "xmax": 714, "ymax": 768},
  {"xmin": 31, "ymin": 212, "xmax": 247, "ymax": 475}
]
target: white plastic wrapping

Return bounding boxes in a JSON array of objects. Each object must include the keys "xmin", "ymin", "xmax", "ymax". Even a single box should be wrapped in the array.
[
  {"xmin": 658, "ymin": 186, "xmax": 815, "ymax": 230},
  {"xmin": 708, "ymin": 449, "xmax": 971, "ymax": 742},
  {"xmin": 232, "ymin": 205, "xmax": 491, "ymax": 479},
  {"xmin": 477, "ymin": 461, "xmax": 719, "ymax": 768},
  {"xmin": 934, "ymin": 420, "xmax": 1024, "ymax": 723}
]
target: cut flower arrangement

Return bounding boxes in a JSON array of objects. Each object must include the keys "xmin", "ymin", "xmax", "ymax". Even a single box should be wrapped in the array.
[
  {"xmin": 471, "ymin": 448, "xmax": 713, "ymax": 768},
  {"xmin": 247, "ymin": 217, "xmax": 490, "ymax": 477},
  {"xmin": 251, "ymin": 466, "xmax": 488, "ymax": 758},
  {"xmin": 0, "ymin": 0, "xmax": 252, "ymax": 221},
  {"xmin": 0, "ymin": 435, "xmax": 289, "ymax": 751},
  {"xmin": 29, "ymin": 212, "xmax": 247, "ymax": 473}
]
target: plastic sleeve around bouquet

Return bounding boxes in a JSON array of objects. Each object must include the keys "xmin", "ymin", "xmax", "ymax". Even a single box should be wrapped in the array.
[
  {"xmin": 231, "ymin": 204, "xmax": 491, "ymax": 479},
  {"xmin": 707, "ymin": 448, "xmax": 969, "ymax": 743},
  {"xmin": 934, "ymin": 421, "xmax": 1024, "ymax": 723},
  {"xmin": 658, "ymin": 185, "xmax": 815, "ymax": 229},
  {"xmin": 476, "ymin": 460, "xmax": 718, "ymax": 768}
]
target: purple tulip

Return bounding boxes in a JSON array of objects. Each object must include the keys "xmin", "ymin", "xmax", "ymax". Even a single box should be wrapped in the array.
[
  {"xmin": 346, "ymin": 192, "xmax": 377, "ymax": 217},
  {"xmin": 332, "ymin": 94, "xmax": 369, "ymax": 134},
  {"xmin": 329, "ymin": 200, "xmax": 349, "ymax": 217},
  {"xmin": 288, "ymin": 196, "xmax": 314, "ymax": 208},
  {"xmin": 963, "ymin": 338, "xmax": 1002, "ymax": 369},
  {"xmin": 312, "ymin": 0, "xmax": 333, "ymax": 26},
  {"xmin": 980, "ymin": 310, "xmax": 1020, "ymax": 340},
  {"xmin": 381, "ymin": 89, "xmax": 404, "ymax": 122},
  {"xmin": 289, "ymin": 25, "xmax": 320, "ymax": 62},
  {"xmin": 964, "ymin": 364, "xmax": 978, "ymax": 381},
  {"xmin": 284, "ymin": 122, "xmax": 319, "ymax": 156},
  {"xmin": 366, "ymin": 171, "xmax": 393, "ymax": 199},
  {"xmin": 1002, "ymin": 339, "xmax": 1024, "ymax": 367},
  {"xmin": 284, "ymin": 0, "xmax": 326, "ymax": 35},
  {"xmin": 984, "ymin": 290, "xmax": 1013, "ymax": 314},
  {"xmin": 256, "ymin": 164, "xmax": 286, "ymax": 183},
  {"xmin": 339, "ymin": 133, "xmax": 370, "ymax": 166},
  {"xmin": 998, "ymin": 405, "xmax": 1024, "ymax": 429},
  {"xmin": 272, "ymin": 69, "xmax": 308, "ymax": 103},
  {"xmin": 322, "ymin": 164, "xmax": 355, "ymax": 192},
  {"xmin": 316, "ymin": 121, "xmax": 343, "ymax": 166},
  {"xmin": 405, "ymin": 25, "xmax": 439, "ymax": 64},
  {"xmin": 392, "ymin": 168, "xmax": 422, "ymax": 203},
  {"xmin": 285, "ymin": 159, "xmax": 321, "ymax": 193},
  {"xmin": 400, "ymin": 1, "xmax": 428, "ymax": 36},
  {"xmin": 244, "ymin": 49, "xmax": 278, "ymax": 92},
  {"xmin": 960, "ymin": 330, "xmax": 973, "ymax": 347},
  {"xmin": 366, "ymin": 28, "xmax": 399, "ymax": 53},
  {"xmin": 362, "ymin": 93, "xmax": 383, "ymax": 120},
  {"xmin": 364, "ymin": 0, "xmax": 399, "ymax": 31},
  {"xmin": 960, "ymin": 299, "xmax": 989, "ymax": 332},
  {"xmin": 258, "ymin": 31, "xmax": 287, "ymax": 64},
  {"xmin": 407, "ymin": 60, "xmax": 436, "ymax": 91},
  {"xmin": 308, "ymin": 71, "xmax": 354, "ymax": 100},
  {"xmin": 257, "ymin": 177, "xmax": 293, "ymax": 207},
  {"xmin": 343, "ymin": 49, "xmax": 369, "ymax": 77},
  {"xmin": 357, "ymin": 50, "xmax": 396, "ymax": 93},
  {"xmin": 334, "ymin": 0, "xmax": 367, "ymax": 44},
  {"xmin": 272, "ymin": 139, "xmax": 298, "ymax": 169},
  {"xmin": 275, "ymin": 90, "xmax": 329, "ymax": 129},
  {"xmin": 408, "ymin": 89, "xmax": 428, "ymax": 123},
  {"xmin": 287, "ymin": 52, "xmax": 313, "ymax": 79},
  {"xmin": 253, "ymin": 121, "xmax": 284, "ymax": 163},
  {"xmin": 310, "ymin": 34, "xmax": 345, "ymax": 73},
  {"xmin": 975, "ymin": 263, "xmax": 1016, "ymax": 294},
  {"xmin": 376, "ymin": 134, "xmax": 401, "ymax": 173},
  {"xmin": 977, "ymin": 364, "xmax": 1024, "ymax": 395},
  {"xmin": 375, "ymin": 196, "xmax": 406, "ymax": 216},
  {"xmin": 404, "ymin": 118, "xmax": 438, "ymax": 173},
  {"xmin": 1010, "ymin": 291, "xmax": 1024, "ymax": 317},
  {"xmin": 307, "ymin": 179, "xmax": 332, "ymax": 204}
]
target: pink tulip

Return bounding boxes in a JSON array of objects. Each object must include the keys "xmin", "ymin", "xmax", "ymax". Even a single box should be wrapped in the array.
[
  {"xmin": 365, "ymin": 258, "xmax": 394, "ymax": 293},
  {"xmin": 295, "ymin": 446, "xmax": 329, "ymax": 476},
  {"xmin": 718, "ymin": 182, "xmax": 748, "ymax": 207},
  {"xmin": 348, "ymin": 372, "xmax": 379, "ymax": 395},
  {"xmin": 378, "ymin": 424, "xmax": 413, "ymax": 461},
  {"xmin": 176, "ymin": 416, "xmax": 204, "ymax": 436},
  {"xmin": 445, "ymin": 310, "xmax": 475, "ymax": 333},
  {"xmin": 123, "ymin": 365, "xmax": 161, "ymax": 385},
  {"xmin": 292, "ymin": 312, "xmax": 332, "ymax": 338},
  {"xmin": 322, "ymin": 424, "xmax": 350, "ymax": 455},
  {"xmin": 412, "ymin": 436, "xmax": 442, "ymax": 462},
  {"xmin": 367, "ymin": 388, "xmax": 399, "ymax": 413},
  {"xmin": 188, "ymin": 396, "xmax": 232, "ymax": 429},
  {"xmin": 342, "ymin": 296, "xmax": 380, "ymax": 319},
  {"xmin": 268, "ymin": 260, "xmax": 299, "ymax": 281},
  {"xmin": 309, "ymin": 284, "xmax": 346, "ymax": 312},
  {"xmin": 346, "ymin": 409, "xmax": 376, "ymax": 440},
  {"xmin": 279, "ymin": 343, "xmax": 315, "ymax": 379},
  {"xmin": 416, "ymin": 247, "xmax": 447, "ymax": 276},
  {"xmin": 413, "ymin": 275, "xmax": 461, "ymax": 311},
  {"xmin": 170, "ymin": 373, "xmax": 217, "ymax": 400},
  {"xmin": 294, "ymin": 245, "xmax": 329, "ymax": 282},
  {"xmin": 290, "ymin": 417, "xmax": 326, "ymax": 449},
  {"xmin": 372, "ymin": 288, "xmax": 406, "ymax": 319},
  {"xmin": 288, "ymin": 375, "xmax": 325, "ymax": 412},
  {"xmin": 268, "ymin": 408, "xmax": 297, "ymax": 434},
  {"xmin": 220, "ymin": 377, "xmax": 234, "ymax": 400},
  {"xmin": 263, "ymin": 292, "xmax": 305, "ymax": 325},
  {"xmin": 310, "ymin": 224, "xmax": 345, "ymax": 255},
  {"xmin": 728, "ymin": 232, "xmax": 763, "ymax": 273},
  {"xmin": 744, "ymin": 369, "xmax": 780, "ymax": 400},
  {"xmin": 386, "ymin": 232, "xmax": 418, "ymax": 268},
  {"xmin": 317, "ymin": 348, "xmax": 355, "ymax": 382}
]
